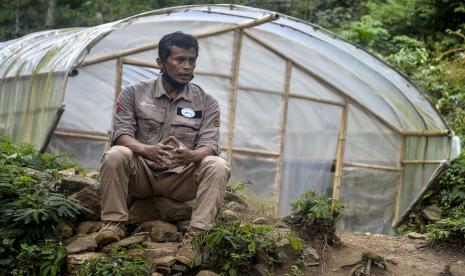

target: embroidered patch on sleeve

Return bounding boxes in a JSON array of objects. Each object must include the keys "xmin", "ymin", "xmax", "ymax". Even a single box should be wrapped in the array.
[
  {"xmin": 115, "ymin": 102, "xmax": 122, "ymax": 113},
  {"xmin": 213, "ymin": 119, "xmax": 220, "ymax": 128}
]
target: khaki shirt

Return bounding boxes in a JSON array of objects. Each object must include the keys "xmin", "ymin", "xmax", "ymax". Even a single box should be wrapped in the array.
[{"xmin": 111, "ymin": 77, "xmax": 221, "ymax": 168}]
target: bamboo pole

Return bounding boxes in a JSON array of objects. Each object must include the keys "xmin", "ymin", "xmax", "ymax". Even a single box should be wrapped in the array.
[
  {"xmin": 226, "ymin": 30, "xmax": 243, "ymax": 163},
  {"xmin": 40, "ymin": 104, "xmax": 65, "ymax": 153},
  {"xmin": 332, "ymin": 98, "xmax": 349, "ymax": 201},
  {"xmin": 114, "ymin": 58, "xmax": 123, "ymax": 104},
  {"xmin": 392, "ymin": 137, "xmax": 405, "ymax": 226},
  {"xmin": 53, "ymin": 130, "xmax": 109, "ymax": 141},
  {"xmin": 238, "ymin": 85, "xmax": 345, "ymax": 107},
  {"xmin": 343, "ymin": 161, "xmax": 400, "ymax": 172},
  {"xmin": 288, "ymin": 93, "xmax": 345, "ymax": 107},
  {"xmin": 401, "ymin": 130, "xmax": 450, "ymax": 136},
  {"xmin": 243, "ymin": 30, "xmax": 402, "ymax": 136},
  {"xmin": 393, "ymin": 161, "xmax": 449, "ymax": 228},
  {"xmin": 420, "ymin": 137, "xmax": 429, "ymax": 188},
  {"xmin": 402, "ymin": 160, "xmax": 445, "ymax": 164},
  {"xmin": 272, "ymin": 61, "xmax": 292, "ymax": 215},
  {"xmin": 220, "ymin": 146, "xmax": 280, "ymax": 157},
  {"xmin": 122, "ymin": 58, "xmax": 231, "ymax": 79},
  {"xmin": 81, "ymin": 13, "xmax": 279, "ymax": 67}
]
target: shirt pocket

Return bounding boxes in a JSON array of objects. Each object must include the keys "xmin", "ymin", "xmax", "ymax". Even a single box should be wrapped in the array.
[
  {"xmin": 170, "ymin": 117, "xmax": 201, "ymax": 149},
  {"xmin": 137, "ymin": 115, "xmax": 164, "ymax": 144}
]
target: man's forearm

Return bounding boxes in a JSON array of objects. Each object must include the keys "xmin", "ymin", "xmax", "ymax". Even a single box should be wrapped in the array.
[
  {"xmin": 115, "ymin": 135, "xmax": 147, "ymax": 157},
  {"xmin": 191, "ymin": 146, "xmax": 214, "ymax": 162}
]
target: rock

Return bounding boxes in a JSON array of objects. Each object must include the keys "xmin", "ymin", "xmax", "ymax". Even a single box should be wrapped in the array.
[
  {"xmin": 408, "ymin": 232, "xmax": 426, "ymax": 240},
  {"xmin": 143, "ymin": 242, "xmax": 179, "ymax": 259},
  {"xmin": 65, "ymin": 233, "xmax": 98, "ymax": 254},
  {"xmin": 67, "ymin": 252, "xmax": 105, "ymax": 274},
  {"xmin": 128, "ymin": 247, "xmax": 145, "ymax": 256},
  {"xmin": 176, "ymin": 220, "xmax": 191, "ymax": 233},
  {"xmin": 77, "ymin": 221, "xmax": 104, "ymax": 236},
  {"xmin": 151, "ymin": 255, "xmax": 176, "ymax": 267},
  {"xmin": 55, "ymin": 220, "xmax": 73, "ymax": 239},
  {"xmin": 151, "ymin": 273, "xmax": 164, "ymax": 276},
  {"xmin": 150, "ymin": 221, "xmax": 178, "ymax": 242},
  {"xmin": 196, "ymin": 270, "xmax": 219, "ymax": 276},
  {"xmin": 172, "ymin": 264, "xmax": 188, "ymax": 273},
  {"xmin": 222, "ymin": 209, "xmax": 240, "ymax": 220},
  {"xmin": 253, "ymin": 263, "xmax": 270, "ymax": 276},
  {"xmin": 303, "ymin": 246, "xmax": 319, "ymax": 261},
  {"xmin": 275, "ymin": 238, "xmax": 300, "ymax": 263},
  {"xmin": 85, "ymin": 171, "xmax": 100, "ymax": 180},
  {"xmin": 364, "ymin": 232, "xmax": 372, "ymax": 236},
  {"xmin": 55, "ymin": 175, "xmax": 99, "ymax": 195},
  {"xmin": 129, "ymin": 196, "xmax": 192, "ymax": 224},
  {"xmin": 68, "ymin": 187, "xmax": 101, "ymax": 220},
  {"xmin": 223, "ymin": 191, "xmax": 248, "ymax": 207},
  {"xmin": 422, "ymin": 204, "xmax": 442, "ymax": 222},
  {"xmin": 102, "ymin": 233, "xmax": 148, "ymax": 252},
  {"xmin": 153, "ymin": 266, "xmax": 171, "ymax": 275},
  {"xmin": 58, "ymin": 167, "xmax": 80, "ymax": 177},
  {"xmin": 253, "ymin": 217, "xmax": 268, "ymax": 225},
  {"xmin": 64, "ymin": 235, "xmax": 78, "ymax": 246},
  {"xmin": 23, "ymin": 167, "xmax": 52, "ymax": 182}
]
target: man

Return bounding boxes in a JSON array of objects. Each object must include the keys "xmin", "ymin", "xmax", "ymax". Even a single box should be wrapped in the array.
[{"xmin": 96, "ymin": 31, "xmax": 231, "ymax": 265}]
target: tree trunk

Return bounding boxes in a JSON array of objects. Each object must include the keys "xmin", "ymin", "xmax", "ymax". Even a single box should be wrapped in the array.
[
  {"xmin": 45, "ymin": 0, "xmax": 56, "ymax": 28},
  {"xmin": 15, "ymin": 0, "xmax": 20, "ymax": 35}
]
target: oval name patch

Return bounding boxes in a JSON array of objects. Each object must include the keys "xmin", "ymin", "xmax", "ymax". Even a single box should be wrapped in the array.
[{"xmin": 181, "ymin": 108, "xmax": 195, "ymax": 118}]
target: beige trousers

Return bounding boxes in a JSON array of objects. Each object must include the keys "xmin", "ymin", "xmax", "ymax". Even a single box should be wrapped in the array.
[{"xmin": 100, "ymin": 146, "xmax": 231, "ymax": 230}]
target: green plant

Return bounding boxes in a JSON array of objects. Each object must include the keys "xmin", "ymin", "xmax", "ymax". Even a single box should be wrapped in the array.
[
  {"xmin": 226, "ymin": 179, "xmax": 252, "ymax": 194},
  {"xmin": 0, "ymin": 136, "xmax": 87, "ymax": 275},
  {"xmin": 288, "ymin": 190, "xmax": 342, "ymax": 244},
  {"xmin": 192, "ymin": 220, "xmax": 282, "ymax": 276},
  {"xmin": 426, "ymin": 218, "xmax": 465, "ymax": 249},
  {"xmin": 77, "ymin": 247, "xmax": 148, "ymax": 276}
]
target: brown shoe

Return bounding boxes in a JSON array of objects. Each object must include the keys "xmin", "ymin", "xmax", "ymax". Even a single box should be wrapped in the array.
[
  {"xmin": 95, "ymin": 221, "xmax": 126, "ymax": 246},
  {"xmin": 176, "ymin": 227, "xmax": 203, "ymax": 265}
]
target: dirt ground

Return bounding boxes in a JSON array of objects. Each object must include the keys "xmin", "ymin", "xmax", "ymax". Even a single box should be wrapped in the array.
[{"xmin": 304, "ymin": 232, "xmax": 465, "ymax": 276}]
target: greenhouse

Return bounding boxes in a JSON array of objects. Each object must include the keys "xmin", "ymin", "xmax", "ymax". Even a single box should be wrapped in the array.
[{"xmin": 0, "ymin": 4, "xmax": 461, "ymax": 234}]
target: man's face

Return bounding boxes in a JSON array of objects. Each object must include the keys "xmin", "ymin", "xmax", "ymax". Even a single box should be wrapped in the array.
[{"xmin": 158, "ymin": 45, "xmax": 197, "ymax": 84}]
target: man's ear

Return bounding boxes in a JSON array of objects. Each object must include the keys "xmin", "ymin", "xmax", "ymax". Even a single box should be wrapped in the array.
[{"xmin": 156, "ymin": 57, "xmax": 164, "ymax": 71}]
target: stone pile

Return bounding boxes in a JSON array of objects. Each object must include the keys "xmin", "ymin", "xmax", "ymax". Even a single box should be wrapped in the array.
[{"xmin": 37, "ymin": 168, "xmax": 320, "ymax": 275}]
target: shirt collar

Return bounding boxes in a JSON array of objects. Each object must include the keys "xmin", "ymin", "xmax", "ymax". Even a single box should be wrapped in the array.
[{"xmin": 154, "ymin": 76, "xmax": 193, "ymax": 102}]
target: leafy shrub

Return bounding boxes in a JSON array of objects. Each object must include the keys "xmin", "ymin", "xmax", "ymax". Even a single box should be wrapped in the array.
[
  {"xmin": 77, "ymin": 247, "xmax": 147, "ymax": 276},
  {"xmin": 288, "ymin": 190, "xmax": 342, "ymax": 244},
  {"xmin": 192, "ymin": 220, "xmax": 283, "ymax": 276},
  {"xmin": 426, "ymin": 218, "xmax": 465, "ymax": 249},
  {"xmin": 0, "ymin": 136, "xmax": 86, "ymax": 275}
]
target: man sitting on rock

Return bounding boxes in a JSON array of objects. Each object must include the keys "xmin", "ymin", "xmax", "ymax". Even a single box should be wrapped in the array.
[{"xmin": 95, "ymin": 31, "xmax": 231, "ymax": 265}]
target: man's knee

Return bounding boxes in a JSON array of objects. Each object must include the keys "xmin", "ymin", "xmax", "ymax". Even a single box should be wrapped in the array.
[
  {"xmin": 101, "ymin": 146, "xmax": 134, "ymax": 169},
  {"xmin": 199, "ymin": 156, "xmax": 231, "ymax": 178}
]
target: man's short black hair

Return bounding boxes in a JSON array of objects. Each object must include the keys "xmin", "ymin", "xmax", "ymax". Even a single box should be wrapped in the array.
[{"xmin": 158, "ymin": 31, "xmax": 199, "ymax": 61}]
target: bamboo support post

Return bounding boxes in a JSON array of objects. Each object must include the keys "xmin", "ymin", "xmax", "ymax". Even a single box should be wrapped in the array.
[
  {"xmin": 122, "ymin": 58, "xmax": 231, "ymax": 79},
  {"xmin": 392, "ymin": 137, "xmax": 405, "ymax": 226},
  {"xmin": 53, "ymin": 130, "xmax": 109, "ymax": 141},
  {"xmin": 288, "ymin": 93, "xmax": 345, "ymax": 107},
  {"xmin": 393, "ymin": 161, "xmax": 449, "ymax": 228},
  {"xmin": 220, "ymin": 146, "xmax": 280, "ymax": 158},
  {"xmin": 226, "ymin": 30, "xmax": 243, "ymax": 163},
  {"xmin": 81, "ymin": 13, "xmax": 279, "ymax": 67},
  {"xmin": 343, "ymin": 161, "xmax": 400, "ymax": 172},
  {"xmin": 114, "ymin": 58, "xmax": 123, "ymax": 104},
  {"xmin": 40, "ymin": 105, "xmax": 65, "ymax": 153},
  {"xmin": 243, "ymin": 30, "xmax": 402, "ymax": 136},
  {"xmin": 401, "ymin": 159, "xmax": 445, "ymax": 164},
  {"xmin": 420, "ymin": 137, "xmax": 429, "ymax": 188},
  {"xmin": 401, "ymin": 130, "xmax": 450, "ymax": 136},
  {"xmin": 273, "ymin": 60, "xmax": 292, "ymax": 215},
  {"xmin": 332, "ymin": 97, "xmax": 349, "ymax": 201}
]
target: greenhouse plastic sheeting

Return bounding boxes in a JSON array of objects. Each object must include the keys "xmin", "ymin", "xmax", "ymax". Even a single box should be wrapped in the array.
[{"xmin": 1, "ymin": 4, "xmax": 460, "ymax": 234}]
